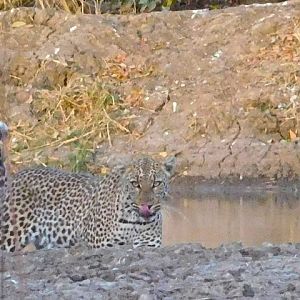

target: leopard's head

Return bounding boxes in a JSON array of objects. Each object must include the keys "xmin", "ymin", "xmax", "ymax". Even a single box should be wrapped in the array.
[{"xmin": 122, "ymin": 156, "xmax": 176, "ymax": 222}]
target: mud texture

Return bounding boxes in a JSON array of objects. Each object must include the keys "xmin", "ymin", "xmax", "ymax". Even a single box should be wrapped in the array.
[
  {"xmin": 0, "ymin": 1, "xmax": 300, "ymax": 179},
  {"xmin": 1, "ymin": 243, "xmax": 300, "ymax": 299}
]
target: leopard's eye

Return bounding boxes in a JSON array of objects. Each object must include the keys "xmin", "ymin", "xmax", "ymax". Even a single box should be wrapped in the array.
[
  {"xmin": 131, "ymin": 181, "xmax": 140, "ymax": 188},
  {"xmin": 153, "ymin": 181, "xmax": 162, "ymax": 187}
]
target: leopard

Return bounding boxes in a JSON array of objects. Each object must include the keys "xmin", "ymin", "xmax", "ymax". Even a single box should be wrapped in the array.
[
  {"xmin": 0, "ymin": 143, "xmax": 176, "ymax": 252},
  {"xmin": 0, "ymin": 121, "xmax": 9, "ymax": 196}
]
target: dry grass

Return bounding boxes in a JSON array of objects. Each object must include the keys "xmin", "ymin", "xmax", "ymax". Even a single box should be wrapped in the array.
[
  {"xmin": 0, "ymin": 0, "xmax": 141, "ymax": 14},
  {"xmin": 0, "ymin": 0, "xmax": 101, "ymax": 13},
  {"xmin": 245, "ymin": 18, "xmax": 300, "ymax": 140},
  {"xmin": 257, "ymin": 19, "xmax": 300, "ymax": 65},
  {"xmin": 1, "ymin": 53, "xmax": 156, "ymax": 173},
  {"xmin": 9, "ymin": 76, "xmax": 131, "ymax": 172}
]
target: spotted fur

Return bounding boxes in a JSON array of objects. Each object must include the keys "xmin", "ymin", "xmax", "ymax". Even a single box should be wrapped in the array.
[
  {"xmin": 1, "ymin": 154, "xmax": 175, "ymax": 252},
  {"xmin": 0, "ymin": 122, "xmax": 8, "ymax": 196}
]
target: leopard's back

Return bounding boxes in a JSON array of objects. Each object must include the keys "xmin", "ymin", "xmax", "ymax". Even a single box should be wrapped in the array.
[{"xmin": 1, "ymin": 167, "xmax": 97, "ymax": 251}]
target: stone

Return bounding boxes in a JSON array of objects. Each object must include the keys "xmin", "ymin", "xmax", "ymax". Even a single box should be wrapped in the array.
[{"xmin": 242, "ymin": 284, "xmax": 255, "ymax": 297}]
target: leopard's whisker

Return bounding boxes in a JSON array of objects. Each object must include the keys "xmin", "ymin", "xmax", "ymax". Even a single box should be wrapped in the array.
[{"xmin": 165, "ymin": 192, "xmax": 174, "ymax": 200}]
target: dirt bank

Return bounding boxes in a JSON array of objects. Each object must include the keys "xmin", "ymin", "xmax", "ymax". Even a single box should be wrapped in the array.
[{"xmin": 0, "ymin": 1, "xmax": 299, "ymax": 179}]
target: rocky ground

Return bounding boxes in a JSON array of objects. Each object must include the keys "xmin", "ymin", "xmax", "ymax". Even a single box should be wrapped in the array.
[{"xmin": 1, "ymin": 243, "xmax": 300, "ymax": 299}]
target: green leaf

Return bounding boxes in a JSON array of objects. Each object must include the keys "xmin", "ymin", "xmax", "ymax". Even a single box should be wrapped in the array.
[
  {"xmin": 162, "ymin": 0, "xmax": 174, "ymax": 9},
  {"xmin": 146, "ymin": 0, "xmax": 157, "ymax": 11},
  {"xmin": 139, "ymin": 0, "xmax": 157, "ymax": 11}
]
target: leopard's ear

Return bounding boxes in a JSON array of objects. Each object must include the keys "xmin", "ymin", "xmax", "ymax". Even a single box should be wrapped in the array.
[
  {"xmin": 0, "ymin": 122, "xmax": 8, "ymax": 163},
  {"xmin": 163, "ymin": 156, "xmax": 176, "ymax": 177},
  {"xmin": 0, "ymin": 122, "xmax": 8, "ymax": 141}
]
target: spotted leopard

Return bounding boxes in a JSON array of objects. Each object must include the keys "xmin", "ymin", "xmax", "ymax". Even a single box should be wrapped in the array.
[
  {"xmin": 0, "ymin": 122, "xmax": 8, "ymax": 197},
  {"xmin": 0, "ymin": 141, "xmax": 175, "ymax": 252}
]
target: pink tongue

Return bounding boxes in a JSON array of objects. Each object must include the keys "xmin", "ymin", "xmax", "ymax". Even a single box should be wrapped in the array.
[{"xmin": 139, "ymin": 204, "xmax": 151, "ymax": 218}]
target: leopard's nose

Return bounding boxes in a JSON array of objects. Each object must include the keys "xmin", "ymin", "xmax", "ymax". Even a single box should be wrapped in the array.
[{"xmin": 139, "ymin": 204, "xmax": 152, "ymax": 218}]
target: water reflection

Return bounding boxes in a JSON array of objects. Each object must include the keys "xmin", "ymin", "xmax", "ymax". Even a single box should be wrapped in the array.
[{"xmin": 162, "ymin": 195, "xmax": 300, "ymax": 248}]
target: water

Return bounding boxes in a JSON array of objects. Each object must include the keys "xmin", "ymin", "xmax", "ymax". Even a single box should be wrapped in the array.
[{"xmin": 162, "ymin": 182, "xmax": 300, "ymax": 248}]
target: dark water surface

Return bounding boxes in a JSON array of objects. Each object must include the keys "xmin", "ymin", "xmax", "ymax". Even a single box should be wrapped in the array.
[{"xmin": 163, "ymin": 181, "xmax": 300, "ymax": 247}]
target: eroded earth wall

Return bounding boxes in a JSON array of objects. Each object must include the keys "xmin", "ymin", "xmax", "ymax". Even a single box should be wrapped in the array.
[{"xmin": 0, "ymin": 1, "xmax": 300, "ymax": 179}]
